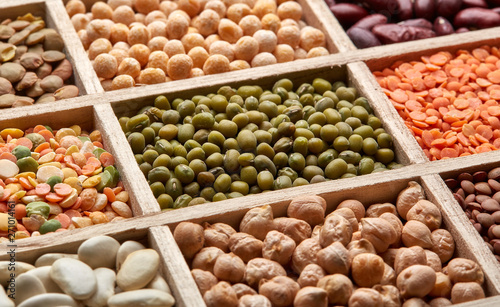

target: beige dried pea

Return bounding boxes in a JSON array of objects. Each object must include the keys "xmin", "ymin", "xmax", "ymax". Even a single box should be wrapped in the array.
[
  {"xmin": 213, "ymin": 252, "xmax": 246, "ymax": 283},
  {"xmin": 348, "ymin": 288, "xmax": 384, "ymax": 307},
  {"xmin": 317, "ymin": 274, "xmax": 353, "ymax": 305},
  {"xmin": 429, "ymin": 272, "xmax": 452, "ymax": 297},
  {"xmin": 394, "ymin": 246, "xmax": 427, "ymax": 276},
  {"xmin": 231, "ymin": 283, "xmax": 256, "ymax": 298},
  {"xmin": 239, "ymin": 294, "xmax": 272, "ymax": 307},
  {"xmin": 203, "ymin": 222, "xmax": 236, "ymax": 252},
  {"xmin": 373, "ymin": 285, "xmax": 401, "ymax": 307},
  {"xmin": 451, "ymin": 282, "xmax": 485, "ymax": 304},
  {"xmin": 351, "ymin": 253, "xmax": 385, "ymax": 287},
  {"xmin": 365, "ymin": 202, "xmax": 397, "ymax": 217},
  {"xmin": 401, "ymin": 220, "xmax": 433, "ymax": 249},
  {"xmin": 331, "ymin": 207, "xmax": 359, "ymax": 231},
  {"xmin": 396, "ymin": 264, "xmax": 436, "ymax": 298},
  {"xmin": 346, "ymin": 239, "xmax": 376, "ymax": 259},
  {"xmin": 447, "ymin": 258, "xmax": 484, "ymax": 284}
]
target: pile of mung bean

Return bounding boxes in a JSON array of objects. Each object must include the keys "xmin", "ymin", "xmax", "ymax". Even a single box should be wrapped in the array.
[{"xmin": 119, "ymin": 77, "xmax": 402, "ymax": 209}]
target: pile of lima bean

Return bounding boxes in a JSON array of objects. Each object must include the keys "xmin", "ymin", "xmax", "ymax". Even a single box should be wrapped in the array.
[{"xmin": 119, "ymin": 78, "xmax": 403, "ymax": 209}]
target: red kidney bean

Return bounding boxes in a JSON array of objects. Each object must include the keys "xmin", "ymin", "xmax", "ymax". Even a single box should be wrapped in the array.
[
  {"xmin": 399, "ymin": 18, "xmax": 433, "ymax": 29},
  {"xmin": 396, "ymin": 0, "xmax": 413, "ymax": 21},
  {"xmin": 414, "ymin": 0, "xmax": 435, "ymax": 20},
  {"xmin": 372, "ymin": 24, "xmax": 413, "ymax": 43},
  {"xmin": 357, "ymin": 0, "xmax": 399, "ymax": 14},
  {"xmin": 411, "ymin": 26, "xmax": 436, "ymax": 39},
  {"xmin": 436, "ymin": 0, "xmax": 463, "ymax": 19},
  {"xmin": 454, "ymin": 8, "xmax": 500, "ymax": 29},
  {"xmin": 434, "ymin": 16, "xmax": 455, "ymax": 36},
  {"xmin": 462, "ymin": 0, "xmax": 489, "ymax": 7},
  {"xmin": 350, "ymin": 14, "xmax": 388, "ymax": 30},
  {"xmin": 330, "ymin": 3, "xmax": 369, "ymax": 28},
  {"xmin": 347, "ymin": 27, "xmax": 382, "ymax": 48}
]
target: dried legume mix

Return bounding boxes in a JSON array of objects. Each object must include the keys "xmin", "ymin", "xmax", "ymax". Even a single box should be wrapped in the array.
[
  {"xmin": 65, "ymin": 0, "xmax": 329, "ymax": 90},
  {"xmin": 120, "ymin": 77, "xmax": 402, "ymax": 209},
  {"xmin": 0, "ymin": 125, "xmax": 131, "ymax": 242},
  {"xmin": 0, "ymin": 14, "xmax": 79, "ymax": 108},
  {"xmin": 175, "ymin": 181, "xmax": 487, "ymax": 306},
  {"xmin": 374, "ymin": 46, "xmax": 500, "ymax": 160}
]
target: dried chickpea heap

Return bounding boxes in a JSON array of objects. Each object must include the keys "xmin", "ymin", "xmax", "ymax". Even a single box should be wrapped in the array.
[
  {"xmin": 0, "ymin": 13, "xmax": 78, "ymax": 108},
  {"xmin": 65, "ymin": 0, "xmax": 328, "ymax": 90},
  {"xmin": 0, "ymin": 125, "xmax": 132, "ymax": 242},
  {"xmin": 174, "ymin": 181, "xmax": 487, "ymax": 306}
]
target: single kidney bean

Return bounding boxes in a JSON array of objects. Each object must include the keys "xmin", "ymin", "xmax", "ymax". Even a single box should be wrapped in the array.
[
  {"xmin": 411, "ymin": 26, "xmax": 436, "ymax": 39},
  {"xmin": 372, "ymin": 24, "xmax": 413, "ymax": 44},
  {"xmin": 434, "ymin": 16, "xmax": 455, "ymax": 36},
  {"xmin": 414, "ymin": 0, "xmax": 435, "ymax": 20},
  {"xmin": 350, "ymin": 14, "xmax": 388, "ymax": 30},
  {"xmin": 399, "ymin": 18, "xmax": 433, "ymax": 29},
  {"xmin": 330, "ymin": 3, "xmax": 369, "ymax": 28},
  {"xmin": 436, "ymin": 0, "xmax": 463, "ymax": 19},
  {"xmin": 454, "ymin": 8, "xmax": 500, "ymax": 29},
  {"xmin": 396, "ymin": 0, "xmax": 413, "ymax": 21},
  {"xmin": 347, "ymin": 27, "xmax": 382, "ymax": 48},
  {"xmin": 462, "ymin": 0, "xmax": 489, "ymax": 8}
]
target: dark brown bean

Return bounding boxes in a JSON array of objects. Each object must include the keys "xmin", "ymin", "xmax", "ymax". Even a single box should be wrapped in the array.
[
  {"xmin": 467, "ymin": 202, "xmax": 482, "ymax": 212},
  {"xmin": 458, "ymin": 172, "xmax": 474, "ymax": 182},
  {"xmin": 488, "ymin": 225, "xmax": 496, "ymax": 239},
  {"xmin": 454, "ymin": 8, "xmax": 500, "ymax": 29},
  {"xmin": 330, "ymin": 3, "xmax": 369, "ymax": 28},
  {"xmin": 347, "ymin": 27, "xmax": 382, "ymax": 48},
  {"xmin": 476, "ymin": 182, "xmax": 492, "ymax": 195},
  {"xmin": 473, "ymin": 171, "xmax": 488, "ymax": 183},
  {"xmin": 398, "ymin": 18, "xmax": 433, "ymax": 29},
  {"xmin": 436, "ymin": 0, "xmax": 463, "ymax": 19},
  {"xmin": 482, "ymin": 199, "xmax": 500, "ymax": 212},
  {"xmin": 445, "ymin": 178, "xmax": 458, "ymax": 190},
  {"xmin": 464, "ymin": 193, "xmax": 476, "ymax": 205},
  {"xmin": 474, "ymin": 223, "xmax": 483, "ymax": 233},
  {"xmin": 461, "ymin": 180, "xmax": 475, "ymax": 194},
  {"xmin": 477, "ymin": 213, "xmax": 495, "ymax": 229},
  {"xmin": 488, "ymin": 179, "xmax": 500, "ymax": 192},
  {"xmin": 475, "ymin": 195, "xmax": 490, "ymax": 204},
  {"xmin": 472, "ymin": 209, "xmax": 481, "ymax": 220},
  {"xmin": 456, "ymin": 188, "xmax": 465, "ymax": 199},
  {"xmin": 434, "ymin": 17, "xmax": 454, "ymax": 37},
  {"xmin": 494, "ymin": 242, "xmax": 500, "ymax": 255},
  {"xmin": 414, "ymin": 0, "xmax": 435, "ymax": 20},
  {"xmin": 396, "ymin": 0, "xmax": 413, "ymax": 21},
  {"xmin": 453, "ymin": 193, "xmax": 465, "ymax": 209},
  {"xmin": 486, "ymin": 242, "xmax": 494, "ymax": 253},
  {"xmin": 462, "ymin": 0, "xmax": 488, "ymax": 8},
  {"xmin": 350, "ymin": 14, "xmax": 388, "ymax": 31},
  {"xmin": 488, "ymin": 168, "xmax": 500, "ymax": 180}
]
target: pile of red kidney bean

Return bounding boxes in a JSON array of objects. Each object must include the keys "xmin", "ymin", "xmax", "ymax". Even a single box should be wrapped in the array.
[
  {"xmin": 325, "ymin": 0, "xmax": 500, "ymax": 48},
  {"xmin": 445, "ymin": 167, "xmax": 500, "ymax": 262}
]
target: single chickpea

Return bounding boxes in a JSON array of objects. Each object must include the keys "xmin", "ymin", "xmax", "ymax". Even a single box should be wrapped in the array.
[
  {"xmin": 112, "ymin": 5, "xmax": 136, "ymax": 26},
  {"xmin": 300, "ymin": 27, "xmax": 326, "ymax": 51},
  {"xmin": 349, "ymin": 288, "xmax": 384, "ymax": 307},
  {"xmin": 147, "ymin": 50, "xmax": 169, "ymax": 74},
  {"xmin": 234, "ymin": 36, "xmax": 259, "ymax": 62},
  {"xmin": 167, "ymin": 13, "xmax": 189, "ymax": 39},
  {"xmin": 317, "ymin": 274, "xmax": 353, "ymax": 305},
  {"xmin": 110, "ymin": 23, "xmax": 129, "ymax": 45},
  {"xmin": 227, "ymin": 3, "xmax": 251, "ymax": 24},
  {"xmin": 147, "ymin": 20, "xmax": 168, "ymax": 38},
  {"xmin": 203, "ymin": 54, "xmax": 230, "ymax": 75},
  {"xmin": 188, "ymin": 46, "xmax": 209, "ymax": 68},
  {"xmin": 78, "ymin": 30, "xmax": 91, "ymax": 50},
  {"xmin": 190, "ymin": 67, "xmax": 205, "ymax": 77},
  {"xmin": 294, "ymin": 47, "xmax": 307, "ymax": 60},
  {"xmin": 114, "ymin": 41, "xmax": 130, "ymax": 51},
  {"xmin": 167, "ymin": 54, "xmax": 193, "ymax": 79},
  {"xmin": 451, "ymin": 282, "xmax": 485, "ymax": 304},
  {"xmin": 93, "ymin": 53, "xmax": 118, "ymax": 79},
  {"xmin": 253, "ymin": 0, "xmax": 277, "ymax": 18},
  {"xmin": 148, "ymin": 36, "xmax": 168, "ymax": 51},
  {"xmin": 134, "ymin": 0, "xmax": 160, "ymax": 15},
  {"xmin": 138, "ymin": 67, "xmax": 166, "ymax": 84},
  {"xmin": 253, "ymin": 30, "xmax": 277, "ymax": 53},
  {"xmin": 209, "ymin": 40, "xmax": 234, "ymax": 61},
  {"xmin": 194, "ymin": 9, "xmax": 220, "ymax": 36},
  {"xmin": 144, "ymin": 10, "xmax": 167, "ymax": 25},
  {"xmin": 109, "ymin": 48, "xmax": 129, "ymax": 66},
  {"xmin": 277, "ymin": 25, "xmax": 300, "ymax": 48},
  {"xmin": 218, "ymin": 18, "xmax": 243, "ymax": 44},
  {"xmin": 281, "ymin": 18, "xmax": 299, "ymax": 28},
  {"xmin": 177, "ymin": 0, "xmax": 201, "ymax": 17},
  {"xmin": 135, "ymin": 13, "xmax": 146, "ymax": 24},
  {"xmin": 205, "ymin": 0, "xmax": 226, "ymax": 18},
  {"xmin": 88, "ymin": 38, "xmax": 112, "ymax": 60},
  {"xmin": 277, "ymin": 1, "xmax": 302, "ymax": 21},
  {"xmin": 229, "ymin": 60, "xmax": 250, "ymax": 71},
  {"xmin": 239, "ymin": 15, "xmax": 262, "ymax": 36},
  {"xmin": 163, "ymin": 39, "xmax": 186, "ymax": 57},
  {"xmin": 307, "ymin": 47, "xmax": 329, "ymax": 58},
  {"xmin": 261, "ymin": 13, "xmax": 281, "ymax": 33},
  {"xmin": 273, "ymin": 44, "xmax": 295, "ymax": 63},
  {"xmin": 71, "ymin": 13, "xmax": 90, "ymax": 32},
  {"xmin": 181, "ymin": 33, "xmax": 205, "ymax": 52},
  {"xmin": 204, "ymin": 34, "xmax": 221, "ymax": 50},
  {"xmin": 108, "ymin": 0, "xmax": 132, "ymax": 10},
  {"xmin": 128, "ymin": 43, "xmax": 151, "ymax": 67},
  {"xmin": 159, "ymin": 1, "xmax": 178, "ymax": 17},
  {"xmin": 111, "ymin": 74, "xmax": 135, "ymax": 90},
  {"xmin": 128, "ymin": 24, "xmax": 151, "ymax": 46},
  {"xmin": 86, "ymin": 19, "xmax": 112, "ymax": 42},
  {"xmin": 91, "ymin": 2, "xmax": 113, "ymax": 20},
  {"xmin": 66, "ymin": 0, "xmax": 86, "ymax": 18}
]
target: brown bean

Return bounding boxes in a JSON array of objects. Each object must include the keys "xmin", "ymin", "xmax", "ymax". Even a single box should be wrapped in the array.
[
  {"xmin": 454, "ymin": 193, "xmax": 466, "ymax": 209},
  {"xmin": 461, "ymin": 180, "xmax": 475, "ymax": 194},
  {"xmin": 475, "ymin": 195, "xmax": 490, "ymax": 203},
  {"xmin": 42, "ymin": 50, "xmax": 66, "ymax": 62},
  {"xmin": 350, "ymin": 14, "xmax": 387, "ymax": 31},
  {"xmin": 473, "ymin": 171, "xmax": 488, "ymax": 183},
  {"xmin": 476, "ymin": 213, "xmax": 495, "ymax": 229},
  {"xmin": 40, "ymin": 75, "xmax": 63, "ymax": 93},
  {"xmin": 25, "ymin": 32, "xmax": 45, "ymax": 45},
  {"xmin": 0, "ymin": 77, "xmax": 13, "ymax": 95},
  {"xmin": 8, "ymin": 29, "xmax": 30, "ymax": 45},
  {"xmin": 456, "ymin": 187, "xmax": 465, "ymax": 198},
  {"xmin": 488, "ymin": 168, "xmax": 500, "ymax": 180},
  {"xmin": 492, "ymin": 225, "xmax": 500, "ymax": 238},
  {"xmin": 445, "ymin": 178, "xmax": 458, "ymax": 190},
  {"xmin": 464, "ymin": 193, "xmax": 476, "ymax": 204},
  {"xmin": 475, "ymin": 182, "xmax": 492, "ymax": 195},
  {"xmin": 43, "ymin": 31, "xmax": 65, "ymax": 51},
  {"xmin": 482, "ymin": 198, "xmax": 500, "ymax": 212},
  {"xmin": 330, "ymin": 3, "xmax": 369, "ymax": 28},
  {"xmin": 493, "ymin": 191, "xmax": 500, "ymax": 203},
  {"xmin": 53, "ymin": 85, "xmax": 79, "ymax": 100},
  {"xmin": 414, "ymin": 0, "xmax": 435, "ymax": 20},
  {"xmin": 488, "ymin": 179, "xmax": 500, "ymax": 192},
  {"xmin": 433, "ymin": 16, "xmax": 455, "ymax": 36},
  {"xmin": 492, "ymin": 211, "xmax": 500, "ymax": 223},
  {"xmin": 454, "ymin": 8, "xmax": 500, "ymax": 29}
]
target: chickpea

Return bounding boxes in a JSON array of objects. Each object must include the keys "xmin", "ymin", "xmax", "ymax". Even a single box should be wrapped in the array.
[
  {"xmin": 425, "ymin": 250, "xmax": 442, "ymax": 272},
  {"xmin": 394, "ymin": 246, "xmax": 427, "ymax": 276},
  {"xmin": 429, "ymin": 272, "xmax": 452, "ymax": 297},
  {"xmin": 148, "ymin": 36, "xmax": 168, "ymax": 51},
  {"xmin": 181, "ymin": 33, "xmax": 204, "ymax": 52},
  {"xmin": 379, "ymin": 212, "xmax": 403, "ymax": 247},
  {"xmin": 360, "ymin": 217, "xmax": 398, "ymax": 253},
  {"xmin": 273, "ymin": 44, "xmax": 294, "ymax": 63},
  {"xmin": 239, "ymin": 15, "xmax": 262, "ymax": 36},
  {"xmin": 195, "ymin": 9, "xmax": 220, "ymax": 36},
  {"xmin": 396, "ymin": 264, "xmax": 436, "ymax": 298},
  {"xmin": 380, "ymin": 248, "xmax": 399, "ymax": 268},
  {"xmin": 277, "ymin": 1, "xmax": 302, "ymax": 21},
  {"xmin": 381, "ymin": 262, "xmax": 396, "ymax": 286},
  {"xmin": 191, "ymin": 246, "xmax": 224, "ymax": 273},
  {"xmin": 349, "ymin": 288, "xmax": 383, "ymax": 307},
  {"xmin": 191, "ymin": 269, "xmax": 218, "ymax": 296},
  {"xmin": 229, "ymin": 232, "xmax": 263, "ymax": 263},
  {"xmin": 111, "ymin": 74, "xmax": 135, "ymax": 90},
  {"xmin": 239, "ymin": 294, "xmax": 272, "ymax": 307},
  {"xmin": 229, "ymin": 60, "xmax": 250, "ymax": 71},
  {"xmin": 213, "ymin": 252, "xmax": 246, "ymax": 283},
  {"xmin": 447, "ymin": 258, "xmax": 484, "ymax": 284},
  {"xmin": 307, "ymin": 47, "xmax": 329, "ymax": 58},
  {"xmin": 218, "ymin": 18, "xmax": 243, "ymax": 44},
  {"xmin": 299, "ymin": 27, "xmax": 325, "ymax": 51},
  {"xmin": 93, "ymin": 53, "xmax": 118, "ymax": 79},
  {"xmin": 204, "ymin": 281, "xmax": 239, "ymax": 307},
  {"xmin": 291, "ymin": 238, "xmax": 321, "ymax": 274},
  {"xmin": 253, "ymin": 30, "xmax": 277, "ymax": 53},
  {"xmin": 429, "ymin": 297, "xmax": 452, "ymax": 306},
  {"xmin": 173, "ymin": 221, "xmax": 204, "ymax": 259},
  {"xmin": 273, "ymin": 217, "xmax": 311, "ymax": 245},
  {"xmin": 373, "ymin": 285, "xmax": 401, "ymax": 307},
  {"xmin": 239, "ymin": 205, "xmax": 275, "ymax": 241},
  {"xmin": 259, "ymin": 276, "xmax": 299, "ymax": 307},
  {"xmin": 401, "ymin": 220, "xmax": 433, "ymax": 249},
  {"xmin": 190, "ymin": 67, "xmax": 204, "ymax": 77},
  {"xmin": 167, "ymin": 54, "xmax": 193, "ymax": 79},
  {"xmin": 287, "ymin": 194, "xmax": 326, "ymax": 227},
  {"xmin": 366, "ymin": 203, "xmax": 397, "ymax": 218},
  {"xmin": 451, "ymin": 282, "xmax": 485, "ymax": 304},
  {"xmin": 203, "ymin": 222, "xmax": 236, "ymax": 252},
  {"xmin": 331, "ymin": 207, "xmax": 359, "ymax": 231},
  {"xmin": 164, "ymin": 39, "xmax": 186, "ymax": 57},
  {"xmin": 147, "ymin": 20, "xmax": 168, "ymax": 38},
  {"xmin": 396, "ymin": 181, "xmax": 425, "ymax": 220},
  {"xmin": 209, "ymin": 40, "xmax": 234, "ymax": 61},
  {"xmin": 406, "ymin": 199, "xmax": 442, "ymax": 231},
  {"xmin": 227, "ymin": 3, "xmax": 251, "ymax": 24},
  {"xmin": 113, "ymin": 5, "xmax": 136, "ymax": 26},
  {"xmin": 232, "ymin": 283, "xmax": 257, "ymax": 298},
  {"xmin": 109, "ymin": 48, "xmax": 129, "ymax": 66},
  {"xmin": 88, "ymin": 38, "xmax": 112, "ymax": 60},
  {"xmin": 402, "ymin": 298, "xmax": 429, "ymax": 307},
  {"xmin": 91, "ymin": 2, "xmax": 113, "ymax": 20},
  {"xmin": 346, "ymin": 239, "xmax": 376, "ymax": 259},
  {"xmin": 262, "ymin": 230, "xmax": 295, "ymax": 265},
  {"xmin": 245, "ymin": 258, "xmax": 286, "ymax": 288},
  {"xmin": 317, "ymin": 274, "xmax": 353, "ymax": 305},
  {"xmin": 188, "ymin": 46, "xmax": 210, "ymax": 69},
  {"xmin": 293, "ymin": 287, "xmax": 328, "ymax": 307},
  {"xmin": 233, "ymin": 36, "xmax": 259, "ymax": 62},
  {"xmin": 351, "ymin": 253, "xmax": 385, "ymax": 287},
  {"xmin": 128, "ymin": 24, "xmax": 151, "ymax": 46},
  {"xmin": 71, "ymin": 13, "xmax": 90, "ymax": 32},
  {"xmin": 134, "ymin": 0, "xmax": 160, "ymax": 15},
  {"xmin": 253, "ymin": 0, "xmax": 277, "ymax": 18},
  {"xmin": 118, "ymin": 57, "xmax": 141, "ymax": 78},
  {"xmin": 128, "ymin": 43, "xmax": 151, "ymax": 67},
  {"xmin": 144, "ymin": 10, "xmax": 167, "ymax": 25},
  {"xmin": 66, "ymin": 0, "xmax": 86, "ymax": 18},
  {"xmin": 108, "ymin": 0, "xmax": 132, "ymax": 10},
  {"xmin": 297, "ymin": 264, "xmax": 325, "ymax": 288},
  {"xmin": 319, "ymin": 214, "xmax": 352, "ymax": 247},
  {"xmin": 261, "ymin": 13, "xmax": 281, "ymax": 33},
  {"xmin": 86, "ymin": 19, "xmax": 112, "ymax": 41},
  {"xmin": 159, "ymin": 1, "xmax": 178, "ymax": 17},
  {"xmin": 337, "ymin": 199, "xmax": 365, "ymax": 221},
  {"xmin": 317, "ymin": 242, "xmax": 350, "ymax": 275},
  {"xmin": 167, "ymin": 13, "xmax": 189, "ymax": 39}
]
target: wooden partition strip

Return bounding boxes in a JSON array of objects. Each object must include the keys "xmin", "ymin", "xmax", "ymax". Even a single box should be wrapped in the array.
[
  {"xmin": 149, "ymin": 226, "xmax": 206, "ymax": 307},
  {"xmin": 93, "ymin": 103, "xmax": 160, "ymax": 215}
]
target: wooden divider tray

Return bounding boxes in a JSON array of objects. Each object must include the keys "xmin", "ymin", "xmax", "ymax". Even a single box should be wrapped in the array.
[{"xmin": 1, "ymin": 0, "xmax": 500, "ymax": 306}]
